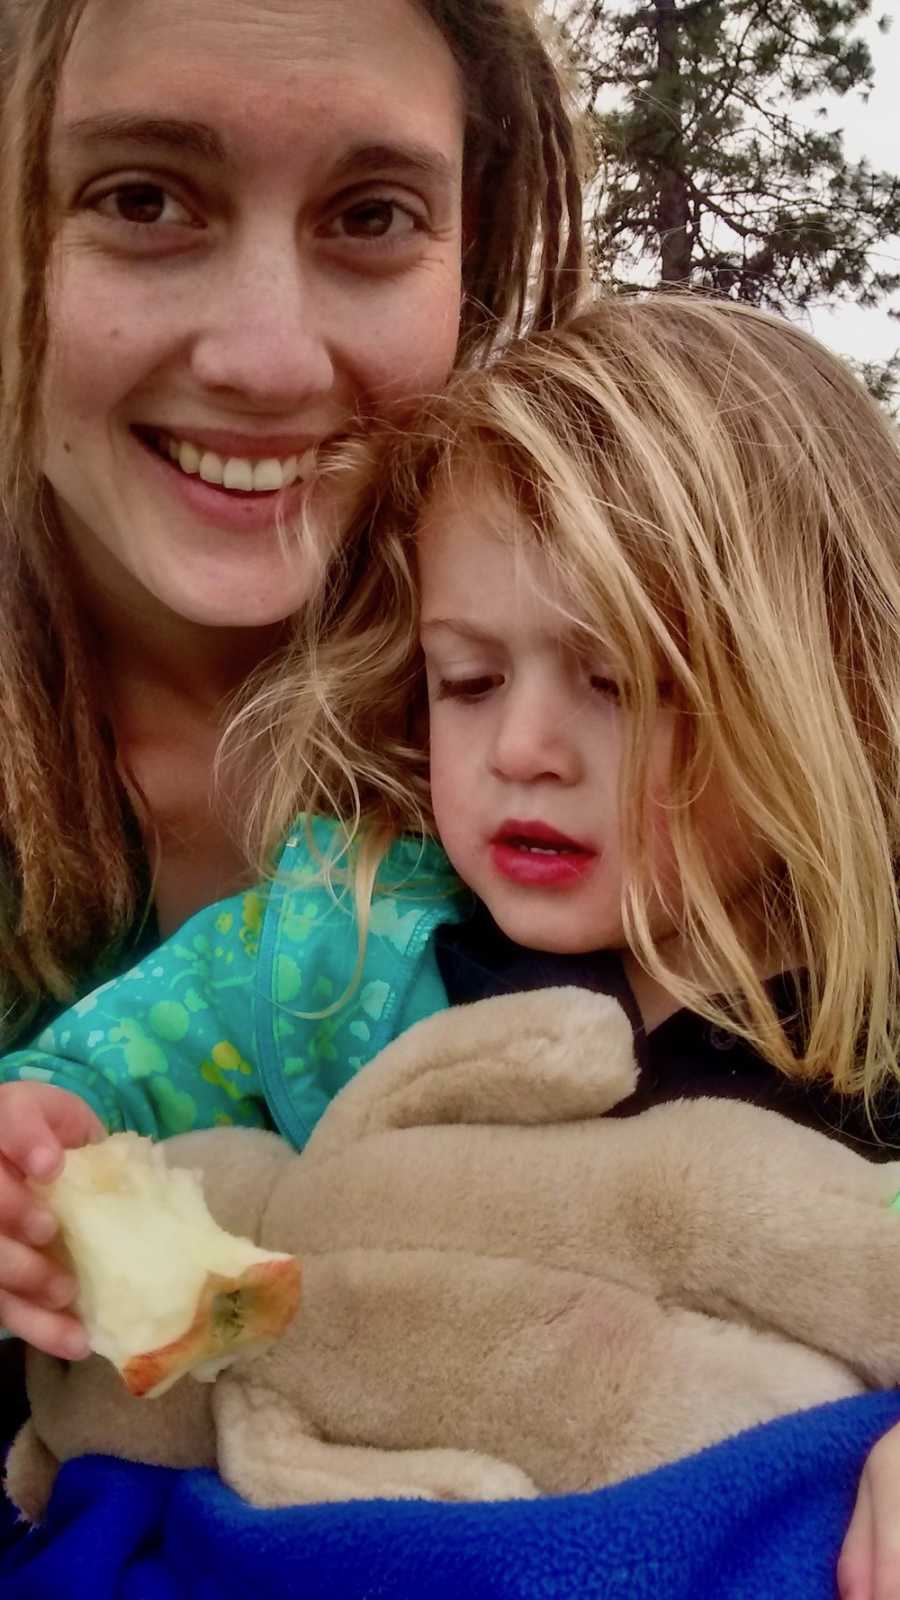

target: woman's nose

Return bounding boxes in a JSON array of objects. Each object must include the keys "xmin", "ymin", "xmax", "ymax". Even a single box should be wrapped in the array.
[{"xmin": 189, "ymin": 230, "xmax": 336, "ymax": 411}]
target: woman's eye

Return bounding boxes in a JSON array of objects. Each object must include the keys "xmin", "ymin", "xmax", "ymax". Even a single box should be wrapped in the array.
[
  {"xmin": 437, "ymin": 674, "xmax": 501, "ymax": 702},
  {"xmin": 91, "ymin": 183, "xmax": 196, "ymax": 228},
  {"xmin": 324, "ymin": 198, "xmax": 420, "ymax": 242}
]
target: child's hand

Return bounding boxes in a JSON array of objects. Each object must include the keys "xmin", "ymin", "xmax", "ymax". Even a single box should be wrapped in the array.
[
  {"xmin": 0, "ymin": 1082, "xmax": 104, "ymax": 1359},
  {"xmin": 838, "ymin": 1422, "xmax": 900, "ymax": 1599}
]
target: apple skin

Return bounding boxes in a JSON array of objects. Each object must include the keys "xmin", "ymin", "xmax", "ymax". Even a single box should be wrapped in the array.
[
  {"xmin": 122, "ymin": 1256, "xmax": 302, "ymax": 1399},
  {"xmin": 37, "ymin": 1133, "xmax": 301, "ymax": 1400}
]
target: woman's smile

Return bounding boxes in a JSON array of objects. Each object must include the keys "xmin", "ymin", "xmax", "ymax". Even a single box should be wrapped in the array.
[{"xmin": 130, "ymin": 425, "xmax": 323, "ymax": 534}]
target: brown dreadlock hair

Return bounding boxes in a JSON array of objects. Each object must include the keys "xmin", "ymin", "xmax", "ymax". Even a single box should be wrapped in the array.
[{"xmin": 0, "ymin": 0, "xmax": 585, "ymax": 1041}]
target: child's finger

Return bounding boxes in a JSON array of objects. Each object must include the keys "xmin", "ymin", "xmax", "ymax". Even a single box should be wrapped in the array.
[
  {"xmin": 0, "ymin": 1088, "xmax": 100, "ymax": 1180},
  {"xmin": 0, "ymin": 1156, "xmax": 53, "ymax": 1240},
  {"xmin": 838, "ymin": 1471, "xmax": 874, "ymax": 1598},
  {"xmin": 0, "ymin": 1233, "xmax": 75, "ymax": 1307},
  {"xmin": 0, "ymin": 1103, "xmax": 63, "ymax": 1180},
  {"xmin": 839, "ymin": 1423, "xmax": 900, "ymax": 1600},
  {"xmin": 0, "ymin": 1289, "xmax": 90, "ymax": 1361},
  {"xmin": 38, "ymin": 1090, "xmax": 105, "ymax": 1152},
  {"xmin": 869, "ymin": 1495, "xmax": 900, "ymax": 1600}
]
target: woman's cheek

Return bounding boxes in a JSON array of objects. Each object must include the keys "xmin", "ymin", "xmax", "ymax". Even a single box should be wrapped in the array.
[{"xmin": 352, "ymin": 261, "xmax": 462, "ymax": 412}]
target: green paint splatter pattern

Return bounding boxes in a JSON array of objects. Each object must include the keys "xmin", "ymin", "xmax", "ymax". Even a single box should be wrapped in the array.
[{"xmin": 0, "ymin": 820, "xmax": 465, "ymax": 1148}]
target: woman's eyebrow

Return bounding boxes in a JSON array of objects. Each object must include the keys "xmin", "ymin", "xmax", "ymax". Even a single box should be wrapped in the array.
[
  {"xmin": 55, "ymin": 122, "xmax": 457, "ymax": 192},
  {"xmin": 329, "ymin": 142, "xmax": 459, "ymax": 188},
  {"xmin": 56, "ymin": 114, "xmax": 226, "ymax": 163}
]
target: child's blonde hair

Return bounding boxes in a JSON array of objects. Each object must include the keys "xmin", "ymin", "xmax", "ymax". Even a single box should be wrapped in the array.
[{"xmin": 236, "ymin": 293, "xmax": 900, "ymax": 1103}]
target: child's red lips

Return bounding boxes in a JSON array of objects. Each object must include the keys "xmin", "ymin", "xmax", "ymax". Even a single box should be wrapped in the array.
[
  {"xmin": 489, "ymin": 823, "xmax": 597, "ymax": 888},
  {"xmin": 492, "ymin": 820, "xmax": 595, "ymax": 854}
]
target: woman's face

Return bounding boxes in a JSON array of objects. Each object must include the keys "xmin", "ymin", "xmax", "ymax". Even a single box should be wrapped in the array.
[{"xmin": 42, "ymin": 0, "xmax": 464, "ymax": 631}]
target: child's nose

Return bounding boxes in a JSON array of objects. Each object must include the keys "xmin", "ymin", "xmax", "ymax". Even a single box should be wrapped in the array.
[{"xmin": 489, "ymin": 696, "xmax": 581, "ymax": 785}]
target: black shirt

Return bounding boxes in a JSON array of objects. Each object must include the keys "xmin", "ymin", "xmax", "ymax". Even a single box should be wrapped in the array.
[{"xmin": 434, "ymin": 901, "xmax": 900, "ymax": 1163}]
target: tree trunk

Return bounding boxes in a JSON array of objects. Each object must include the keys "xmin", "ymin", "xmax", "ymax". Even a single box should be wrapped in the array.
[{"xmin": 653, "ymin": 0, "xmax": 693, "ymax": 284}]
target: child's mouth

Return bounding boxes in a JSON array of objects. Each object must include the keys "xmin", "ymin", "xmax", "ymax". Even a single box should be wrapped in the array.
[
  {"xmin": 500, "ymin": 836, "xmax": 580, "ymax": 855},
  {"xmin": 490, "ymin": 823, "xmax": 596, "ymax": 886}
]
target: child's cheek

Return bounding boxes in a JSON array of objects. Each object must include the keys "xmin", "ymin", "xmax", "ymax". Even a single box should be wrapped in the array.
[{"xmin": 427, "ymin": 727, "xmax": 462, "ymax": 845}]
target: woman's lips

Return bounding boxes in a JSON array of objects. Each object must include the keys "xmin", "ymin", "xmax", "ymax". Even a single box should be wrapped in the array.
[
  {"xmin": 133, "ymin": 428, "xmax": 312, "ymax": 535},
  {"xmin": 489, "ymin": 821, "xmax": 597, "ymax": 888}
]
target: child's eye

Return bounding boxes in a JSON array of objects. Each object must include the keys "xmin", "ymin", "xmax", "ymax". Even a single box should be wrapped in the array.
[
  {"xmin": 588, "ymin": 673, "xmax": 676, "ymax": 707},
  {"xmin": 436, "ymin": 674, "xmax": 502, "ymax": 702},
  {"xmin": 589, "ymin": 674, "xmax": 622, "ymax": 702}
]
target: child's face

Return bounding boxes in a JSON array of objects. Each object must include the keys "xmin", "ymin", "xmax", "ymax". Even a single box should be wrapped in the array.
[{"xmin": 418, "ymin": 484, "xmax": 755, "ymax": 956}]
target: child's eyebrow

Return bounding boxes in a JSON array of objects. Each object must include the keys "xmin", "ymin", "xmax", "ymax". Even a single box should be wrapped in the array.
[
  {"xmin": 419, "ymin": 620, "xmax": 499, "ymax": 647},
  {"xmin": 421, "ymin": 618, "xmax": 598, "ymax": 653}
]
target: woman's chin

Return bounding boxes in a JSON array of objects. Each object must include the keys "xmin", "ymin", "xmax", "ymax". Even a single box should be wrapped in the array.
[
  {"xmin": 113, "ymin": 544, "xmax": 322, "ymax": 635},
  {"xmin": 153, "ymin": 577, "xmax": 314, "ymax": 634}
]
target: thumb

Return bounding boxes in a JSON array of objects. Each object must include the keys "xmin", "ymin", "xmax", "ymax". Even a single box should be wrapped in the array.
[{"xmin": 24, "ymin": 1090, "xmax": 105, "ymax": 1180}]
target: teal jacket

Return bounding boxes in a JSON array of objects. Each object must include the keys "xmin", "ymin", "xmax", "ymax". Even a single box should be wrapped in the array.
[{"xmin": 0, "ymin": 822, "xmax": 467, "ymax": 1150}]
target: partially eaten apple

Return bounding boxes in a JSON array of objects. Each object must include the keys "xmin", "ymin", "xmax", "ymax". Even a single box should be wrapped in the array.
[{"xmin": 37, "ymin": 1133, "xmax": 300, "ymax": 1399}]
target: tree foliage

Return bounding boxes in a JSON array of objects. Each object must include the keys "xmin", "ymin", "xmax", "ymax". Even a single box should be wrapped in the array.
[
  {"xmin": 850, "ymin": 349, "xmax": 900, "ymax": 416},
  {"xmin": 546, "ymin": 0, "xmax": 900, "ymax": 324}
]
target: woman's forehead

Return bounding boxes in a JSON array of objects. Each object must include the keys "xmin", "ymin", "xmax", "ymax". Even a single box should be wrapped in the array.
[{"xmin": 55, "ymin": 0, "xmax": 465, "ymax": 164}]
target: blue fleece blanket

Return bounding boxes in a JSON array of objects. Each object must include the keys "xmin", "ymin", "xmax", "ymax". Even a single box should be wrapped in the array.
[{"xmin": 4, "ymin": 1390, "xmax": 900, "ymax": 1600}]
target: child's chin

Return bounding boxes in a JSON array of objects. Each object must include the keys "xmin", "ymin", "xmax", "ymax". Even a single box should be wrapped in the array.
[{"xmin": 485, "ymin": 902, "xmax": 617, "ymax": 957}]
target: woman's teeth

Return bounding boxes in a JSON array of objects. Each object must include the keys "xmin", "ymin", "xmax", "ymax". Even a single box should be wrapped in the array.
[{"xmin": 164, "ymin": 436, "xmax": 314, "ymax": 494}]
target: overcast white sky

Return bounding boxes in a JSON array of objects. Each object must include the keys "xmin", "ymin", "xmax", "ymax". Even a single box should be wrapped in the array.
[{"xmin": 803, "ymin": 5, "xmax": 899, "ymax": 365}]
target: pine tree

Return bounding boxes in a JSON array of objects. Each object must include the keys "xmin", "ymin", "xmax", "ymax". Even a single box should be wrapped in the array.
[{"xmin": 547, "ymin": 0, "xmax": 900, "ymax": 326}]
